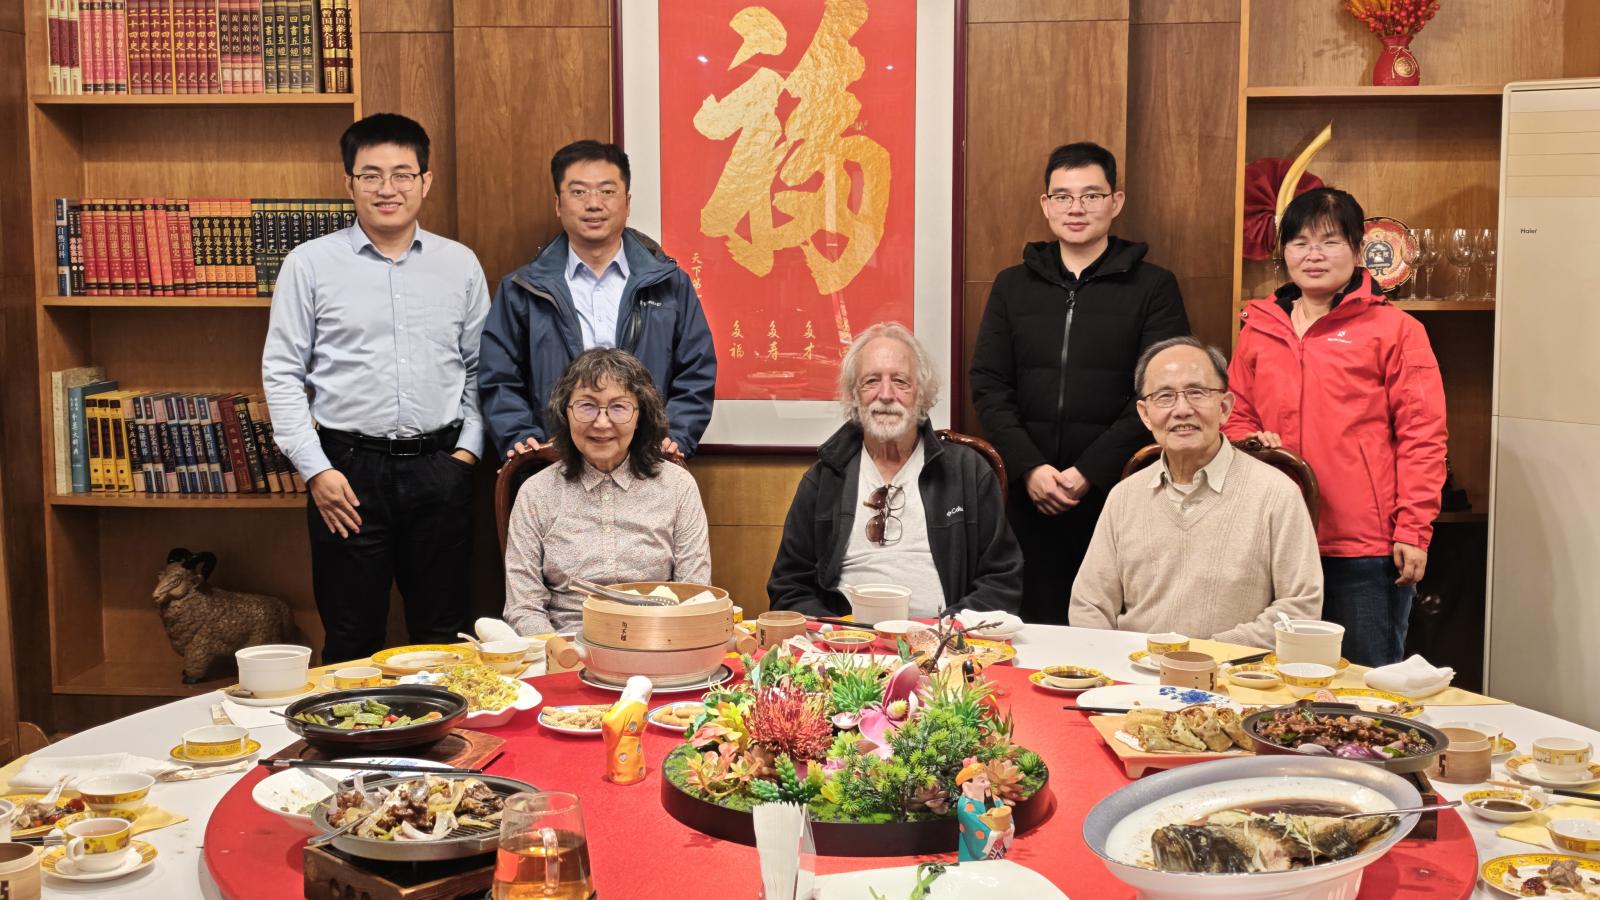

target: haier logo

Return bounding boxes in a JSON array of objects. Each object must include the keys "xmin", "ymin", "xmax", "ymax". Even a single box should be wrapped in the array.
[{"xmin": 1520, "ymin": 227, "xmax": 1538, "ymax": 234}]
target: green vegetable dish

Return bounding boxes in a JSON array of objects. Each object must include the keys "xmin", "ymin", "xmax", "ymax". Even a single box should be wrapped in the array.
[{"xmin": 295, "ymin": 699, "xmax": 445, "ymax": 731}]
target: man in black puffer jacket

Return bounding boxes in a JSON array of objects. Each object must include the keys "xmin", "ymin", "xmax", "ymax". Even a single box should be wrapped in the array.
[{"xmin": 970, "ymin": 143, "xmax": 1190, "ymax": 624}]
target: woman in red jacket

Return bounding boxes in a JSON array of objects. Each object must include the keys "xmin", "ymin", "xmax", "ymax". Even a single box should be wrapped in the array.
[{"xmin": 1224, "ymin": 188, "xmax": 1447, "ymax": 666}]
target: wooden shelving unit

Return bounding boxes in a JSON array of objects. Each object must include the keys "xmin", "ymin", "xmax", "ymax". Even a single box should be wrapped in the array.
[
  {"xmin": 1392, "ymin": 299, "xmax": 1496, "ymax": 312},
  {"xmin": 1246, "ymin": 85, "xmax": 1505, "ymax": 100},
  {"xmin": 22, "ymin": 2, "xmax": 362, "ymax": 705}
]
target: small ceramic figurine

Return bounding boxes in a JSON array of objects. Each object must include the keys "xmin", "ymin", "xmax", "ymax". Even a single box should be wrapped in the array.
[{"xmin": 955, "ymin": 757, "xmax": 1014, "ymax": 861}]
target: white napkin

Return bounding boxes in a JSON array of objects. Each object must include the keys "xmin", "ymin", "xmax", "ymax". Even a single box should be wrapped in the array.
[
  {"xmin": 219, "ymin": 698, "xmax": 292, "ymax": 729},
  {"xmin": 1364, "ymin": 654, "xmax": 1455, "ymax": 696},
  {"xmin": 7, "ymin": 753, "xmax": 183, "ymax": 792},
  {"xmin": 955, "ymin": 608, "xmax": 1024, "ymax": 636},
  {"xmin": 475, "ymin": 617, "xmax": 521, "ymax": 642}
]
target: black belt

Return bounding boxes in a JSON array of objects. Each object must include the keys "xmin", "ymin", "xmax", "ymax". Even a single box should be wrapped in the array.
[{"xmin": 320, "ymin": 424, "xmax": 461, "ymax": 457}]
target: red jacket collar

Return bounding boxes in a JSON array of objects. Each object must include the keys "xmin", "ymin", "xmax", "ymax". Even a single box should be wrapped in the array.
[{"xmin": 1243, "ymin": 269, "xmax": 1387, "ymax": 332}]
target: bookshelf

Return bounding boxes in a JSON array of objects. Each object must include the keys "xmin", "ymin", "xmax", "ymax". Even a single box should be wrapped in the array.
[
  {"xmin": 22, "ymin": 1, "xmax": 362, "ymax": 709},
  {"xmin": 1230, "ymin": 0, "xmax": 1600, "ymax": 688}
]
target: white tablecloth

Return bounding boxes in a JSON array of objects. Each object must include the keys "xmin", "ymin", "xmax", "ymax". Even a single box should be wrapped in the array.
[{"xmin": 20, "ymin": 625, "xmax": 1600, "ymax": 898}]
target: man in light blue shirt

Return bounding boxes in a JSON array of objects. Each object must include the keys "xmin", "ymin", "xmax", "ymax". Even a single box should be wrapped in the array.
[
  {"xmin": 566, "ymin": 242, "xmax": 628, "ymax": 350},
  {"xmin": 262, "ymin": 113, "xmax": 491, "ymax": 664}
]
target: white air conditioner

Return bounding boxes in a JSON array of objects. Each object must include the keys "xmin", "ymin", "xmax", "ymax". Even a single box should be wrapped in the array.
[{"xmin": 1486, "ymin": 78, "xmax": 1600, "ymax": 729}]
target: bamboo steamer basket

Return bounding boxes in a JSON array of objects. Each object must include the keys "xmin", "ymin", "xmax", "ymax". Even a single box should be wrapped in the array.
[{"xmin": 580, "ymin": 581, "xmax": 738, "ymax": 651}]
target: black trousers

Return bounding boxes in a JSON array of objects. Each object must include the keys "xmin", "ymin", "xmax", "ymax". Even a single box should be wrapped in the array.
[
  {"xmin": 307, "ymin": 430, "xmax": 474, "ymax": 665},
  {"xmin": 1008, "ymin": 487, "xmax": 1106, "ymax": 625}
]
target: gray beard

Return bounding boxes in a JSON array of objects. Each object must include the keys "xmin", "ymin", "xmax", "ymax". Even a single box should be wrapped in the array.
[{"xmin": 862, "ymin": 412, "xmax": 915, "ymax": 444}]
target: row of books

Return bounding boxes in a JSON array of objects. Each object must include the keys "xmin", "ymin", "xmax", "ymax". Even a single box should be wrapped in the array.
[
  {"xmin": 45, "ymin": 0, "xmax": 353, "ymax": 95},
  {"xmin": 51, "ymin": 367, "xmax": 306, "ymax": 496},
  {"xmin": 54, "ymin": 197, "xmax": 355, "ymax": 298}
]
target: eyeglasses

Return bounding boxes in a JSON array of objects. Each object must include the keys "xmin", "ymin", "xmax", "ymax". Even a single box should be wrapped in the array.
[
  {"xmin": 863, "ymin": 484, "xmax": 905, "ymax": 545},
  {"xmin": 351, "ymin": 172, "xmax": 421, "ymax": 193},
  {"xmin": 564, "ymin": 187, "xmax": 622, "ymax": 203},
  {"xmin": 1044, "ymin": 191, "xmax": 1111, "ymax": 211},
  {"xmin": 569, "ymin": 400, "xmax": 637, "ymax": 424},
  {"xmin": 1284, "ymin": 238, "xmax": 1351, "ymax": 256},
  {"xmin": 1139, "ymin": 387, "xmax": 1225, "ymax": 409}
]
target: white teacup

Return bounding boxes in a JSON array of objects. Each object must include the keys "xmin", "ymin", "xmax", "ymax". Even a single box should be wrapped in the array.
[
  {"xmin": 236, "ymin": 644, "xmax": 312, "ymax": 696},
  {"xmin": 1533, "ymin": 737, "xmax": 1594, "ymax": 780},
  {"xmin": 62, "ymin": 818, "xmax": 132, "ymax": 873},
  {"xmin": 320, "ymin": 666, "xmax": 383, "ymax": 691},
  {"xmin": 1274, "ymin": 619, "xmax": 1345, "ymax": 668}
]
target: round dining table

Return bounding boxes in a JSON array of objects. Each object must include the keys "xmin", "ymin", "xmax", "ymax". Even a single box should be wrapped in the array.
[{"xmin": 13, "ymin": 625, "xmax": 1599, "ymax": 898}]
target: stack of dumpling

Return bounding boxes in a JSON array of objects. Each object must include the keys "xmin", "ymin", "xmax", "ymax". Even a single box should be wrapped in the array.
[{"xmin": 1123, "ymin": 706, "xmax": 1255, "ymax": 753}]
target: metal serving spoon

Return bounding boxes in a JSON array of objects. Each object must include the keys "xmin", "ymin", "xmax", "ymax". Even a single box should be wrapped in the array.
[{"xmin": 1338, "ymin": 800, "xmax": 1460, "ymax": 820}]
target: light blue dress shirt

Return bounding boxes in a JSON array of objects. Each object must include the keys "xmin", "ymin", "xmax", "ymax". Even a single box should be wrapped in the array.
[
  {"xmin": 262, "ymin": 224, "xmax": 492, "ymax": 482},
  {"xmin": 566, "ymin": 244, "xmax": 629, "ymax": 349}
]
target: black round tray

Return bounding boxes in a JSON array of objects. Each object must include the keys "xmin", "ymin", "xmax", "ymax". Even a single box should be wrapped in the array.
[
  {"xmin": 284, "ymin": 685, "xmax": 468, "ymax": 754},
  {"xmin": 1242, "ymin": 702, "xmax": 1449, "ymax": 774},
  {"xmin": 660, "ymin": 751, "xmax": 1054, "ymax": 857}
]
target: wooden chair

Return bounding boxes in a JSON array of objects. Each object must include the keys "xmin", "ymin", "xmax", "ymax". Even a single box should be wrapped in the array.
[
  {"xmin": 936, "ymin": 429, "xmax": 1008, "ymax": 506},
  {"xmin": 494, "ymin": 444, "xmax": 688, "ymax": 559},
  {"xmin": 1119, "ymin": 436, "xmax": 1320, "ymax": 528}
]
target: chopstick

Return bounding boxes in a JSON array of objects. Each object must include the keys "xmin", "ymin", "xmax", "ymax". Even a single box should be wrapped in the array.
[
  {"xmin": 1065, "ymin": 705, "xmax": 1133, "ymax": 715},
  {"xmin": 1549, "ymin": 788, "xmax": 1600, "ymax": 803},
  {"xmin": 1224, "ymin": 651, "xmax": 1271, "ymax": 666},
  {"xmin": 257, "ymin": 759, "xmax": 488, "ymax": 777},
  {"xmin": 802, "ymin": 615, "xmax": 863, "ymax": 629}
]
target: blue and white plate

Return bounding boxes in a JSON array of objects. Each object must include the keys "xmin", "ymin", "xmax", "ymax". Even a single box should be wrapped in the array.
[{"xmin": 1075, "ymin": 683, "xmax": 1238, "ymax": 712}]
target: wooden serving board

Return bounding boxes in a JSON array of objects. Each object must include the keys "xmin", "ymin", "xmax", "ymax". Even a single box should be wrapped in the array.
[
  {"xmin": 303, "ymin": 844, "xmax": 494, "ymax": 900},
  {"xmin": 1088, "ymin": 715, "xmax": 1252, "ymax": 778},
  {"xmin": 265, "ymin": 729, "xmax": 505, "ymax": 768}
]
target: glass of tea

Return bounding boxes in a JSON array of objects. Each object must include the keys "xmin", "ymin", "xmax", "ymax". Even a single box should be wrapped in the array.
[{"xmin": 493, "ymin": 792, "xmax": 594, "ymax": 900}]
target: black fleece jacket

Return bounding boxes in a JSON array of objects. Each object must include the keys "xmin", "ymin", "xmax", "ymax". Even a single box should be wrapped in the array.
[
  {"xmin": 766, "ymin": 420, "xmax": 1024, "ymax": 618},
  {"xmin": 969, "ymin": 236, "xmax": 1190, "ymax": 490}
]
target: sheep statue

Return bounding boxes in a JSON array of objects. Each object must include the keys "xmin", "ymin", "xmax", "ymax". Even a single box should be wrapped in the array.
[{"xmin": 153, "ymin": 547, "xmax": 295, "ymax": 683}]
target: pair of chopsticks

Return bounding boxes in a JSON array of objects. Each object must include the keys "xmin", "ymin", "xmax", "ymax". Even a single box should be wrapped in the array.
[
  {"xmin": 1486, "ymin": 778, "xmax": 1600, "ymax": 804},
  {"xmin": 1223, "ymin": 651, "xmax": 1271, "ymax": 666},
  {"xmin": 802, "ymin": 614, "xmax": 865, "ymax": 629},
  {"xmin": 257, "ymin": 758, "xmax": 491, "ymax": 777},
  {"xmin": 1066, "ymin": 705, "xmax": 1133, "ymax": 715}
]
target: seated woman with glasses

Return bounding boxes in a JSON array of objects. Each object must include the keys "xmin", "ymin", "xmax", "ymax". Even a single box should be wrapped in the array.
[
  {"xmin": 502, "ymin": 349, "xmax": 710, "ymax": 635},
  {"xmin": 767, "ymin": 322, "xmax": 1023, "ymax": 620},
  {"xmin": 1224, "ymin": 188, "xmax": 1447, "ymax": 666}
]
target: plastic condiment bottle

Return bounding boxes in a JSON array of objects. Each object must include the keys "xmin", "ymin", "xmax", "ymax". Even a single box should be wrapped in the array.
[{"xmin": 602, "ymin": 675, "xmax": 654, "ymax": 785}]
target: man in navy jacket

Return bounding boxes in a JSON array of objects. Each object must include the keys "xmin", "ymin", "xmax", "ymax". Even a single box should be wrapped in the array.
[{"xmin": 480, "ymin": 140, "xmax": 716, "ymax": 460}]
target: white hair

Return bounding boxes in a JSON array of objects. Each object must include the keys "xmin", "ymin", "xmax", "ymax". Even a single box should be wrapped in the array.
[{"xmin": 837, "ymin": 321, "xmax": 940, "ymax": 424}]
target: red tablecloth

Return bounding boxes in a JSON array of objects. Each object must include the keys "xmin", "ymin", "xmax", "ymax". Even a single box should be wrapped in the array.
[{"xmin": 204, "ymin": 665, "xmax": 1477, "ymax": 897}]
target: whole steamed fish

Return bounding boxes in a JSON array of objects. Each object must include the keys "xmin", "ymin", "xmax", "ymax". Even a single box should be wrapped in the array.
[{"xmin": 1151, "ymin": 809, "xmax": 1396, "ymax": 873}]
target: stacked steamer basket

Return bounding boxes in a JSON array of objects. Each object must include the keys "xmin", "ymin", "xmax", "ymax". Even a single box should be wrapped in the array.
[{"xmin": 546, "ymin": 582, "xmax": 758, "ymax": 688}]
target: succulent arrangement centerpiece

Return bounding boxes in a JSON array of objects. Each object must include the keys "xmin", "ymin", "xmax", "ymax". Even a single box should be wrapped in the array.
[{"xmin": 660, "ymin": 640, "xmax": 1051, "ymax": 856}]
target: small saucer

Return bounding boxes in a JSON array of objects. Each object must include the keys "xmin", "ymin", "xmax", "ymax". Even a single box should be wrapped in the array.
[
  {"xmin": 1028, "ymin": 671, "xmax": 1110, "ymax": 694},
  {"xmin": 1127, "ymin": 650, "xmax": 1163, "ymax": 674},
  {"xmin": 223, "ymin": 681, "xmax": 318, "ymax": 707},
  {"xmin": 41, "ymin": 840, "xmax": 158, "ymax": 882},
  {"xmin": 170, "ymin": 738, "xmax": 262, "ymax": 765},
  {"xmin": 1505, "ymin": 755, "xmax": 1600, "ymax": 788},
  {"xmin": 1494, "ymin": 736, "xmax": 1518, "ymax": 756}
]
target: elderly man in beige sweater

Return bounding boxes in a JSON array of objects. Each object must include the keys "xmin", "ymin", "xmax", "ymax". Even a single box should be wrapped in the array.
[{"xmin": 1069, "ymin": 337, "xmax": 1322, "ymax": 648}]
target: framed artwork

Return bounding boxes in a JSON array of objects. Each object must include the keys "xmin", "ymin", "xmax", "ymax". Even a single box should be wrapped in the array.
[{"xmin": 617, "ymin": 0, "xmax": 963, "ymax": 450}]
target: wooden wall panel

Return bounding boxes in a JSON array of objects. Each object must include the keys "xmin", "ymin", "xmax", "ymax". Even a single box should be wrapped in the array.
[
  {"xmin": 361, "ymin": 0, "xmax": 451, "ymax": 33},
  {"xmin": 691, "ymin": 457, "xmax": 809, "ymax": 615},
  {"xmin": 1565, "ymin": 0, "xmax": 1600, "ymax": 76},
  {"xmin": 968, "ymin": 0, "xmax": 1126, "ymax": 23},
  {"xmin": 961, "ymin": 14, "xmax": 1129, "ymax": 437},
  {"xmin": 1130, "ymin": 0, "xmax": 1235, "ymax": 24},
  {"xmin": 1249, "ymin": 0, "xmax": 1568, "ymax": 87},
  {"xmin": 452, "ymin": 0, "xmax": 608, "ymax": 28},
  {"xmin": 453, "ymin": 25, "xmax": 613, "ymax": 284},
  {"xmin": 362, "ymin": 32, "xmax": 458, "ymax": 239},
  {"xmin": 1122, "ymin": 16, "xmax": 1239, "ymax": 350}
]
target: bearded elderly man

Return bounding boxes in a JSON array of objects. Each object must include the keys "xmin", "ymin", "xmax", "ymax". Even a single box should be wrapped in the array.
[
  {"xmin": 768, "ymin": 323, "xmax": 1023, "ymax": 619},
  {"xmin": 1068, "ymin": 337, "xmax": 1322, "ymax": 648}
]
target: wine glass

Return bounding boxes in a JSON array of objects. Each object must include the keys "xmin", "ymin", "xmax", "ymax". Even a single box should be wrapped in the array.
[
  {"xmin": 1476, "ymin": 227, "xmax": 1497, "ymax": 300},
  {"xmin": 1402, "ymin": 228, "xmax": 1423, "ymax": 299},
  {"xmin": 1415, "ymin": 228, "xmax": 1440, "ymax": 298},
  {"xmin": 494, "ymin": 792, "xmax": 593, "ymax": 900},
  {"xmin": 1447, "ymin": 228, "xmax": 1476, "ymax": 301}
]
